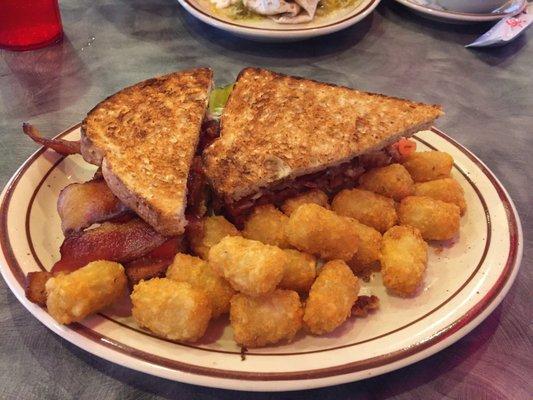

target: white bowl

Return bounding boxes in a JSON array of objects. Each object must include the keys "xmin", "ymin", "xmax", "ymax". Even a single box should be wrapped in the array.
[{"xmin": 437, "ymin": 0, "xmax": 508, "ymax": 13}]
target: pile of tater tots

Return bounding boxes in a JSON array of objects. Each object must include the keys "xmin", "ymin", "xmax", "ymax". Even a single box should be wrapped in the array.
[{"xmin": 44, "ymin": 150, "xmax": 466, "ymax": 348}]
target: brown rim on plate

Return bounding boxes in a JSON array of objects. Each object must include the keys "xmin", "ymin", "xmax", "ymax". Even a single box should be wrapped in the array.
[
  {"xmin": 181, "ymin": 0, "xmax": 378, "ymax": 32},
  {"xmin": 0, "ymin": 125, "xmax": 520, "ymax": 381},
  {"xmin": 23, "ymin": 129, "xmax": 491, "ymax": 357}
]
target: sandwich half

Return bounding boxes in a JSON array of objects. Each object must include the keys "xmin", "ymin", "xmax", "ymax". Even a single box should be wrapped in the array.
[
  {"xmin": 81, "ymin": 68, "xmax": 213, "ymax": 236},
  {"xmin": 203, "ymin": 67, "xmax": 443, "ymax": 222}
]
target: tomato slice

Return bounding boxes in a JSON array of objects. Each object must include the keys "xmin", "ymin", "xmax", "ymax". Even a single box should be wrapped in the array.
[{"xmin": 397, "ymin": 138, "xmax": 417, "ymax": 158}]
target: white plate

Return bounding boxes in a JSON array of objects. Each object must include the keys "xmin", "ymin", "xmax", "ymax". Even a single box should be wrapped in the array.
[
  {"xmin": 394, "ymin": 0, "xmax": 527, "ymax": 23},
  {"xmin": 177, "ymin": 0, "xmax": 381, "ymax": 41},
  {"xmin": 0, "ymin": 125, "xmax": 522, "ymax": 391}
]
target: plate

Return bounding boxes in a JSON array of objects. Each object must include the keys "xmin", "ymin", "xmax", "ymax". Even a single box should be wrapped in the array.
[
  {"xmin": 394, "ymin": 0, "xmax": 527, "ymax": 23},
  {"xmin": 0, "ymin": 125, "xmax": 522, "ymax": 391},
  {"xmin": 177, "ymin": 0, "xmax": 381, "ymax": 41}
]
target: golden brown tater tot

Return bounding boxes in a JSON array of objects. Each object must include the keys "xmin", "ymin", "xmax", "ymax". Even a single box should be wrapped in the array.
[
  {"xmin": 166, "ymin": 253, "xmax": 235, "ymax": 318},
  {"xmin": 281, "ymin": 189, "xmax": 330, "ymax": 216},
  {"xmin": 279, "ymin": 249, "xmax": 317, "ymax": 293},
  {"xmin": 402, "ymin": 151, "xmax": 453, "ymax": 182},
  {"xmin": 46, "ymin": 260, "xmax": 127, "ymax": 324},
  {"xmin": 230, "ymin": 290, "xmax": 303, "ymax": 348},
  {"xmin": 243, "ymin": 204, "xmax": 291, "ymax": 248},
  {"xmin": 414, "ymin": 178, "xmax": 466, "ymax": 215},
  {"xmin": 208, "ymin": 236, "xmax": 286, "ymax": 297},
  {"xmin": 381, "ymin": 225, "xmax": 428, "ymax": 296},
  {"xmin": 285, "ymin": 204, "xmax": 359, "ymax": 261},
  {"xmin": 331, "ymin": 188, "xmax": 397, "ymax": 233},
  {"xmin": 398, "ymin": 196, "xmax": 460, "ymax": 241},
  {"xmin": 359, "ymin": 163, "xmax": 414, "ymax": 200},
  {"xmin": 189, "ymin": 216, "xmax": 241, "ymax": 260},
  {"xmin": 131, "ymin": 278, "xmax": 211, "ymax": 342},
  {"xmin": 303, "ymin": 260, "xmax": 359, "ymax": 335},
  {"xmin": 347, "ymin": 220, "xmax": 382, "ymax": 274}
]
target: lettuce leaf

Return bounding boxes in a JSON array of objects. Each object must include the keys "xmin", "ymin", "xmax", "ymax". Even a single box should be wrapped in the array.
[{"xmin": 208, "ymin": 84, "xmax": 234, "ymax": 117}]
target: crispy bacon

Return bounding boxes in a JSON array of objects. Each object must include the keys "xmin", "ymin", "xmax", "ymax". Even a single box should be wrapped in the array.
[
  {"xmin": 197, "ymin": 119, "xmax": 220, "ymax": 155},
  {"xmin": 124, "ymin": 237, "xmax": 183, "ymax": 287},
  {"xmin": 218, "ymin": 157, "xmax": 367, "ymax": 227},
  {"xmin": 58, "ymin": 179, "xmax": 129, "ymax": 235},
  {"xmin": 124, "ymin": 258, "xmax": 172, "ymax": 287},
  {"xmin": 23, "ymin": 123, "xmax": 81, "ymax": 155},
  {"xmin": 183, "ymin": 120, "xmax": 220, "ymax": 222},
  {"xmin": 25, "ymin": 271, "xmax": 53, "ymax": 306},
  {"xmin": 145, "ymin": 236, "xmax": 184, "ymax": 259},
  {"xmin": 352, "ymin": 295, "xmax": 380, "ymax": 318},
  {"xmin": 185, "ymin": 157, "xmax": 208, "ymax": 220},
  {"xmin": 52, "ymin": 219, "xmax": 167, "ymax": 274}
]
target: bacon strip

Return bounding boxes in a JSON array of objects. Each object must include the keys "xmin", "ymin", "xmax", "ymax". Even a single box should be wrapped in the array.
[
  {"xmin": 145, "ymin": 237, "xmax": 184, "ymax": 259},
  {"xmin": 23, "ymin": 123, "xmax": 81, "ymax": 155},
  {"xmin": 25, "ymin": 271, "xmax": 53, "ymax": 306},
  {"xmin": 52, "ymin": 219, "xmax": 167, "ymax": 274},
  {"xmin": 197, "ymin": 119, "xmax": 220, "ymax": 155},
  {"xmin": 124, "ymin": 258, "xmax": 172, "ymax": 287},
  {"xmin": 58, "ymin": 179, "xmax": 129, "ymax": 235}
]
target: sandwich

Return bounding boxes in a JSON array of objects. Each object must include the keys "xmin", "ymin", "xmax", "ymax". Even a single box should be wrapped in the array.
[
  {"xmin": 203, "ymin": 68, "xmax": 443, "ymax": 224},
  {"xmin": 80, "ymin": 68, "xmax": 213, "ymax": 236},
  {"xmin": 23, "ymin": 66, "xmax": 442, "ymax": 236}
]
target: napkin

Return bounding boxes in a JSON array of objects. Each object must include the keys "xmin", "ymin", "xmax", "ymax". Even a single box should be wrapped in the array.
[{"xmin": 466, "ymin": 4, "xmax": 532, "ymax": 47}]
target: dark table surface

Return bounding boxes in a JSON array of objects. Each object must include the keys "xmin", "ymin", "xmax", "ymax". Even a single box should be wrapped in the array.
[{"xmin": 0, "ymin": 0, "xmax": 531, "ymax": 398}]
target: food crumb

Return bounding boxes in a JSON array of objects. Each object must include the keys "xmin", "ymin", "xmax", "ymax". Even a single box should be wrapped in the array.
[
  {"xmin": 434, "ymin": 246, "xmax": 444, "ymax": 255},
  {"xmin": 352, "ymin": 295, "xmax": 380, "ymax": 317},
  {"xmin": 240, "ymin": 346, "xmax": 248, "ymax": 361}
]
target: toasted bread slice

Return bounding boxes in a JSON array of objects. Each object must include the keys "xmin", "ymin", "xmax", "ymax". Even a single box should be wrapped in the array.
[
  {"xmin": 203, "ymin": 68, "xmax": 443, "ymax": 202},
  {"xmin": 81, "ymin": 68, "xmax": 213, "ymax": 235}
]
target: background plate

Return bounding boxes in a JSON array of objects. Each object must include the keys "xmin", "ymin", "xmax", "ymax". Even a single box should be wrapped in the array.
[
  {"xmin": 0, "ymin": 126, "xmax": 522, "ymax": 391},
  {"xmin": 176, "ymin": 0, "xmax": 381, "ymax": 41},
  {"xmin": 394, "ymin": 0, "xmax": 527, "ymax": 23}
]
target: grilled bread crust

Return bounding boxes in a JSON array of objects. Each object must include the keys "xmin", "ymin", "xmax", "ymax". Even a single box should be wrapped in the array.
[
  {"xmin": 203, "ymin": 68, "xmax": 443, "ymax": 202},
  {"xmin": 81, "ymin": 68, "xmax": 213, "ymax": 236}
]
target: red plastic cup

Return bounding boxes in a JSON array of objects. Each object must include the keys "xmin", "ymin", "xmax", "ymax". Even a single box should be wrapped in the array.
[{"xmin": 0, "ymin": 0, "xmax": 63, "ymax": 51}]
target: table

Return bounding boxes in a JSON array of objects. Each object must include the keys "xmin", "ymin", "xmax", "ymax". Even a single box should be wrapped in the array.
[{"xmin": 1, "ymin": 0, "xmax": 531, "ymax": 398}]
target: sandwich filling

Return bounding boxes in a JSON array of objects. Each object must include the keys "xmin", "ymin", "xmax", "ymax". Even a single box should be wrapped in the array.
[
  {"xmin": 218, "ymin": 148, "xmax": 400, "ymax": 227},
  {"xmin": 198, "ymin": 120, "xmax": 407, "ymax": 227}
]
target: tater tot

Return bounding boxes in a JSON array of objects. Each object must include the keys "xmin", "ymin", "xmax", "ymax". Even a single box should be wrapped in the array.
[
  {"xmin": 285, "ymin": 204, "xmax": 359, "ymax": 261},
  {"xmin": 281, "ymin": 189, "xmax": 330, "ymax": 216},
  {"xmin": 230, "ymin": 289, "xmax": 303, "ymax": 348},
  {"xmin": 208, "ymin": 236, "xmax": 286, "ymax": 297},
  {"xmin": 303, "ymin": 260, "xmax": 359, "ymax": 335},
  {"xmin": 166, "ymin": 253, "xmax": 235, "ymax": 318},
  {"xmin": 46, "ymin": 260, "xmax": 127, "ymax": 324},
  {"xmin": 359, "ymin": 163, "xmax": 415, "ymax": 201},
  {"xmin": 347, "ymin": 220, "xmax": 382, "ymax": 274},
  {"xmin": 414, "ymin": 178, "xmax": 467, "ymax": 215},
  {"xmin": 331, "ymin": 188, "xmax": 397, "ymax": 233},
  {"xmin": 398, "ymin": 196, "xmax": 460, "ymax": 241},
  {"xmin": 402, "ymin": 151, "xmax": 453, "ymax": 182},
  {"xmin": 131, "ymin": 278, "xmax": 211, "ymax": 342},
  {"xmin": 279, "ymin": 249, "xmax": 317, "ymax": 293},
  {"xmin": 189, "ymin": 216, "xmax": 241, "ymax": 260},
  {"xmin": 381, "ymin": 226, "xmax": 428, "ymax": 296},
  {"xmin": 242, "ymin": 204, "xmax": 291, "ymax": 248}
]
